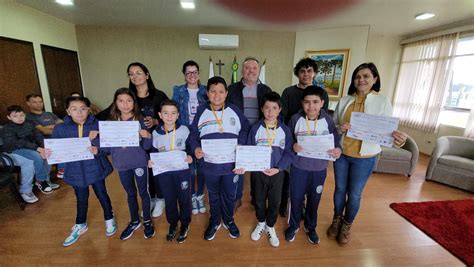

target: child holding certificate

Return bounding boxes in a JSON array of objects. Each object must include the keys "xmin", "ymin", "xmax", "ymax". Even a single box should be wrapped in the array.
[
  {"xmin": 285, "ymin": 86, "xmax": 342, "ymax": 245},
  {"xmin": 246, "ymin": 92, "xmax": 294, "ymax": 248},
  {"xmin": 92, "ymin": 88, "xmax": 155, "ymax": 241},
  {"xmin": 44, "ymin": 96, "xmax": 116, "ymax": 247},
  {"xmin": 190, "ymin": 76, "xmax": 250, "ymax": 241},
  {"xmin": 149, "ymin": 99, "xmax": 193, "ymax": 243}
]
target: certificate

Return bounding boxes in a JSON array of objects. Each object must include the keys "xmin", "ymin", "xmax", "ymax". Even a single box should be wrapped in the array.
[
  {"xmin": 347, "ymin": 112, "xmax": 399, "ymax": 147},
  {"xmin": 99, "ymin": 121, "xmax": 140, "ymax": 147},
  {"xmin": 149, "ymin": 151, "xmax": 189, "ymax": 176},
  {"xmin": 297, "ymin": 134, "xmax": 336, "ymax": 161},
  {"xmin": 235, "ymin": 145, "xmax": 272, "ymax": 171},
  {"xmin": 44, "ymin": 137, "xmax": 94, "ymax": 164},
  {"xmin": 201, "ymin": 138, "xmax": 237, "ymax": 164}
]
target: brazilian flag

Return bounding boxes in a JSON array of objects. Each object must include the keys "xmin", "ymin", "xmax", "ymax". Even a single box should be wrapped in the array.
[{"xmin": 231, "ymin": 55, "xmax": 238, "ymax": 83}]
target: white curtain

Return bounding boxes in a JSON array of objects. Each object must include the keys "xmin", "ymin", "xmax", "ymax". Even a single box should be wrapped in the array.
[
  {"xmin": 393, "ymin": 33, "xmax": 459, "ymax": 133},
  {"xmin": 464, "ymin": 107, "xmax": 474, "ymax": 138}
]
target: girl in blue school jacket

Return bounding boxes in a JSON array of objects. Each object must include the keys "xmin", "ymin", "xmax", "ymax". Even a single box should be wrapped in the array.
[{"xmin": 46, "ymin": 96, "xmax": 115, "ymax": 247}]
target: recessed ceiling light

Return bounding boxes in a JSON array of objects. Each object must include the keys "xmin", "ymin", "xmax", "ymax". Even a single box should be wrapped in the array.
[
  {"xmin": 415, "ymin": 13, "xmax": 435, "ymax": 20},
  {"xmin": 180, "ymin": 0, "xmax": 195, "ymax": 9},
  {"xmin": 55, "ymin": 0, "xmax": 73, "ymax": 6}
]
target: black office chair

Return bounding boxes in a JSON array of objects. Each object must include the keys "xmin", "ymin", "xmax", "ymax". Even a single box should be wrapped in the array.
[{"xmin": 0, "ymin": 153, "xmax": 26, "ymax": 210}]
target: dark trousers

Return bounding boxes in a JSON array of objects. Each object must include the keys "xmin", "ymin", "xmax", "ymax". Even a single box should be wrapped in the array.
[
  {"xmin": 253, "ymin": 171, "xmax": 284, "ymax": 227},
  {"xmin": 279, "ymin": 170, "xmax": 290, "ymax": 213},
  {"xmin": 73, "ymin": 179, "xmax": 113, "ymax": 224},
  {"xmin": 235, "ymin": 174, "xmax": 244, "ymax": 200},
  {"xmin": 118, "ymin": 167, "xmax": 151, "ymax": 222},
  {"xmin": 148, "ymin": 167, "xmax": 163, "ymax": 199},
  {"xmin": 289, "ymin": 166, "xmax": 327, "ymax": 231},
  {"xmin": 190, "ymin": 161, "xmax": 205, "ymax": 196},
  {"xmin": 156, "ymin": 170, "xmax": 192, "ymax": 226},
  {"xmin": 206, "ymin": 174, "xmax": 238, "ymax": 226}
]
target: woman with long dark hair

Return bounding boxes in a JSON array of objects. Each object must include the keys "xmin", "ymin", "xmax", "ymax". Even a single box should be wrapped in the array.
[{"xmin": 327, "ymin": 62, "xmax": 407, "ymax": 246}]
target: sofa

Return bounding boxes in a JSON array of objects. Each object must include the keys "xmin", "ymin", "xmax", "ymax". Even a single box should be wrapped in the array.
[
  {"xmin": 373, "ymin": 135, "xmax": 419, "ymax": 177},
  {"xmin": 425, "ymin": 136, "xmax": 474, "ymax": 192}
]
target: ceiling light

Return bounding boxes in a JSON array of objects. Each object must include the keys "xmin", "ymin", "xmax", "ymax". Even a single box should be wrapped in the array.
[
  {"xmin": 415, "ymin": 13, "xmax": 435, "ymax": 20},
  {"xmin": 180, "ymin": 0, "xmax": 195, "ymax": 9},
  {"xmin": 55, "ymin": 0, "xmax": 73, "ymax": 6}
]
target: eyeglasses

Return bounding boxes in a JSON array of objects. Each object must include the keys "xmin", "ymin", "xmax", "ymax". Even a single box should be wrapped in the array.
[
  {"xmin": 68, "ymin": 107, "xmax": 89, "ymax": 113},
  {"xmin": 185, "ymin": 71, "xmax": 199, "ymax": 77},
  {"xmin": 128, "ymin": 71, "xmax": 145, "ymax": 77}
]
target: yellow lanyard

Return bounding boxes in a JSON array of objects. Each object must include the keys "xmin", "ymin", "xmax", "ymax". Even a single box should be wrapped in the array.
[
  {"xmin": 165, "ymin": 124, "xmax": 176, "ymax": 151},
  {"xmin": 305, "ymin": 116, "xmax": 318, "ymax": 135},
  {"xmin": 78, "ymin": 124, "xmax": 83, "ymax": 138},
  {"xmin": 211, "ymin": 104, "xmax": 225, "ymax": 133},
  {"xmin": 265, "ymin": 121, "xmax": 277, "ymax": 147}
]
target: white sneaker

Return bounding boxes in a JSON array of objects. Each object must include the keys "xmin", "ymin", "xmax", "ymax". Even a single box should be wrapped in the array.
[
  {"xmin": 251, "ymin": 222, "xmax": 266, "ymax": 241},
  {"xmin": 47, "ymin": 180, "xmax": 60, "ymax": 190},
  {"xmin": 152, "ymin": 198, "xmax": 165, "ymax": 217},
  {"xmin": 267, "ymin": 226, "xmax": 280, "ymax": 247},
  {"xmin": 142, "ymin": 198, "xmax": 156, "ymax": 218},
  {"xmin": 196, "ymin": 194, "xmax": 207, "ymax": 213},
  {"xmin": 105, "ymin": 218, "xmax": 117, "ymax": 236},
  {"xmin": 63, "ymin": 223, "xmax": 88, "ymax": 247},
  {"xmin": 21, "ymin": 192, "xmax": 38, "ymax": 204},
  {"xmin": 191, "ymin": 195, "xmax": 199, "ymax": 215}
]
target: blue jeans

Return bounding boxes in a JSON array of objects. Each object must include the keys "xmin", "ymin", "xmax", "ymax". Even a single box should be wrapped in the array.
[
  {"xmin": 333, "ymin": 154, "xmax": 376, "ymax": 224},
  {"xmin": 73, "ymin": 179, "xmax": 114, "ymax": 224},
  {"xmin": 12, "ymin": 149, "xmax": 50, "ymax": 181},
  {"xmin": 6, "ymin": 153, "xmax": 34, "ymax": 194}
]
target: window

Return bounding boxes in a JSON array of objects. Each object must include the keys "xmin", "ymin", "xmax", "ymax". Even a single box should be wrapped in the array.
[{"xmin": 438, "ymin": 34, "xmax": 474, "ymax": 128}]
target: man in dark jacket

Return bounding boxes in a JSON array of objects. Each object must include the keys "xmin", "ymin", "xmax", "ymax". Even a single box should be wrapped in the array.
[{"xmin": 226, "ymin": 57, "xmax": 272, "ymax": 211}]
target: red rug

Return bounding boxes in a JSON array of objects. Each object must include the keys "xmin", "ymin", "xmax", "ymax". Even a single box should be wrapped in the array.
[{"xmin": 390, "ymin": 199, "xmax": 474, "ymax": 266}]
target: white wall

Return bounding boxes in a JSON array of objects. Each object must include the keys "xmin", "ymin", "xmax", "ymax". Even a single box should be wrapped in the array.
[
  {"xmin": 293, "ymin": 26, "xmax": 370, "ymax": 109},
  {"xmin": 0, "ymin": 0, "xmax": 78, "ymax": 111},
  {"xmin": 365, "ymin": 32, "xmax": 402, "ymax": 102}
]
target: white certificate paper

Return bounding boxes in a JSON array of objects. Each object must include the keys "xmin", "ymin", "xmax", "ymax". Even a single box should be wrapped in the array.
[
  {"xmin": 235, "ymin": 145, "xmax": 272, "ymax": 171},
  {"xmin": 347, "ymin": 112, "xmax": 399, "ymax": 147},
  {"xmin": 150, "ymin": 151, "xmax": 189, "ymax": 176},
  {"xmin": 99, "ymin": 121, "xmax": 140, "ymax": 147},
  {"xmin": 297, "ymin": 134, "xmax": 336, "ymax": 161},
  {"xmin": 201, "ymin": 138, "xmax": 237, "ymax": 164},
  {"xmin": 44, "ymin": 137, "xmax": 94, "ymax": 164}
]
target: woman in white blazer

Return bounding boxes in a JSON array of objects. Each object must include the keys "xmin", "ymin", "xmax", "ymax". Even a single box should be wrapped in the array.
[{"xmin": 327, "ymin": 63, "xmax": 407, "ymax": 246}]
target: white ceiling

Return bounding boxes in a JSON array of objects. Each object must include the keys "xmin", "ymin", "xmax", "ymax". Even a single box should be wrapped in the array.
[{"xmin": 15, "ymin": 0, "xmax": 474, "ymax": 36}]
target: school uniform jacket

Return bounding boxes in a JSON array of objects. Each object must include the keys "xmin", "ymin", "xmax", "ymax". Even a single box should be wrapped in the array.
[
  {"xmin": 190, "ymin": 102, "xmax": 250, "ymax": 176},
  {"xmin": 247, "ymin": 118, "xmax": 295, "ymax": 171},
  {"xmin": 289, "ymin": 110, "xmax": 341, "ymax": 172},
  {"xmin": 52, "ymin": 115, "xmax": 113, "ymax": 188}
]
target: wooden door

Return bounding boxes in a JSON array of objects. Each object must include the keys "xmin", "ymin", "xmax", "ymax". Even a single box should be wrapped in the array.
[
  {"xmin": 41, "ymin": 45, "xmax": 83, "ymax": 117},
  {"xmin": 0, "ymin": 37, "xmax": 42, "ymax": 124}
]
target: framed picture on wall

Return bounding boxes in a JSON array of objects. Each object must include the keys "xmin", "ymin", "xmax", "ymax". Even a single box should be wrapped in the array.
[{"xmin": 305, "ymin": 49, "xmax": 350, "ymax": 100}]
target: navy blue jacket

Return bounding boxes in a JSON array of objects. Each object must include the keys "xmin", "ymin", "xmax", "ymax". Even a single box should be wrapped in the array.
[
  {"xmin": 52, "ymin": 115, "xmax": 113, "ymax": 188},
  {"xmin": 247, "ymin": 118, "xmax": 295, "ymax": 171}
]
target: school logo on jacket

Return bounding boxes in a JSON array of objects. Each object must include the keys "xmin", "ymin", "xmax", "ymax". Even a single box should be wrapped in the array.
[
  {"xmin": 177, "ymin": 139, "xmax": 183, "ymax": 147},
  {"xmin": 135, "ymin": 168, "xmax": 145, "ymax": 177},
  {"xmin": 230, "ymin": 117, "xmax": 236, "ymax": 126},
  {"xmin": 279, "ymin": 139, "xmax": 285, "ymax": 148},
  {"xmin": 316, "ymin": 185, "xmax": 323, "ymax": 194},
  {"xmin": 181, "ymin": 181, "xmax": 188, "ymax": 190}
]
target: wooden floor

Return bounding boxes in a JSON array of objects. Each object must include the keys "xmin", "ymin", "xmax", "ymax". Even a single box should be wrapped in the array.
[{"xmin": 0, "ymin": 154, "xmax": 472, "ymax": 266}]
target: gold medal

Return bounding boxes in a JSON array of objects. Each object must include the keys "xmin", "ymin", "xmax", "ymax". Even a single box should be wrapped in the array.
[{"xmin": 211, "ymin": 104, "xmax": 225, "ymax": 134}]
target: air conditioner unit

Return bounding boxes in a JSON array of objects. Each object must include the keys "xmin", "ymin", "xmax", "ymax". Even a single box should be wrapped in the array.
[{"xmin": 198, "ymin": 34, "xmax": 239, "ymax": 50}]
